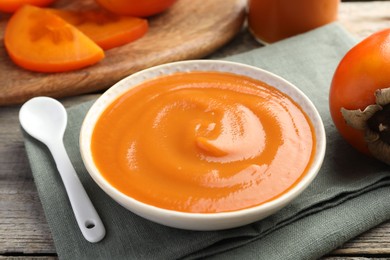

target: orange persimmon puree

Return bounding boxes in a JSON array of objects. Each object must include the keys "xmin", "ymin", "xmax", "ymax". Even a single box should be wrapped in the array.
[{"xmin": 91, "ymin": 71, "xmax": 316, "ymax": 213}]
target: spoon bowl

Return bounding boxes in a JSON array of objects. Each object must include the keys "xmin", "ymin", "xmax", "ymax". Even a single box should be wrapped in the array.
[{"xmin": 19, "ymin": 97, "xmax": 67, "ymax": 144}]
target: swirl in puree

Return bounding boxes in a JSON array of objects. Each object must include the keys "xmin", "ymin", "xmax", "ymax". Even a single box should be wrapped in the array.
[{"xmin": 91, "ymin": 71, "xmax": 316, "ymax": 213}]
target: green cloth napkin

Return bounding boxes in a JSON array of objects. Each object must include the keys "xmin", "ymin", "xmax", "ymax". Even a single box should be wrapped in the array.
[{"xmin": 23, "ymin": 23, "xmax": 390, "ymax": 260}]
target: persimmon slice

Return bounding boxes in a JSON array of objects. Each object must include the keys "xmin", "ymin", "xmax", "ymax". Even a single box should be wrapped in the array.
[
  {"xmin": 4, "ymin": 5, "xmax": 104, "ymax": 73},
  {"xmin": 50, "ymin": 9, "xmax": 148, "ymax": 50}
]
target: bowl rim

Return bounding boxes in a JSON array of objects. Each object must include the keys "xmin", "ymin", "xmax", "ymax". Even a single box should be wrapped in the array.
[{"xmin": 80, "ymin": 59, "xmax": 326, "ymax": 221}]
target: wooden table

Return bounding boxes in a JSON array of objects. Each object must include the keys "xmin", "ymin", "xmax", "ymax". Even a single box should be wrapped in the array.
[{"xmin": 1, "ymin": 1, "xmax": 389, "ymax": 259}]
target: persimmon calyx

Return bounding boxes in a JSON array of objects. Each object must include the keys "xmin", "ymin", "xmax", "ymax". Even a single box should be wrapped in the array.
[{"xmin": 341, "ymin": 87, "xmax": 390, "ymax": 164}]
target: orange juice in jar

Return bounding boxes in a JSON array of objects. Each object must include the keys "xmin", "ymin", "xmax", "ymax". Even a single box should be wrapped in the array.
[{"xmin": 248, "ymin": 0, "xmax": 339, "ymax": 44}]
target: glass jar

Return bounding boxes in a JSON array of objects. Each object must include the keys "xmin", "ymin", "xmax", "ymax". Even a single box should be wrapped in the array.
[{"xmin": 248, "ymin": 0, "xmax": 340, "ymax": 44}]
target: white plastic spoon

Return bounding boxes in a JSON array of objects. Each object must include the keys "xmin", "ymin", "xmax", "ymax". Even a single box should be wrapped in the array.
[{"xmin": 19, "ymin": 96, "xmax": 105, "ymax": 243}]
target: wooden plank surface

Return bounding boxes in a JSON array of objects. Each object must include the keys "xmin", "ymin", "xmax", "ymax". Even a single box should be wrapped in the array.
[
  {"xmin": 1, "ymin": 1, "xmax": 390, "ymax": 259},
  {"xmin": 0, "ymin": 0, "xmax": 246, "ymax": 106},
  {"xmin": 338, "ymin": 0, "xmax": 390, "ymax": 39}
]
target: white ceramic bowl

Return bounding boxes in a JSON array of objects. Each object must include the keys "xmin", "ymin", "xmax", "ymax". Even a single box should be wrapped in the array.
[{"xmin": 80, "ymin": 60, "xmax": 326, "ymax": 231}]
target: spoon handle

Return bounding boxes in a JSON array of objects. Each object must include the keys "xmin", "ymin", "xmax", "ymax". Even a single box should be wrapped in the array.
[{"xmin": 48, "ymin": 141, "xmax": 106, "ymax": 243}]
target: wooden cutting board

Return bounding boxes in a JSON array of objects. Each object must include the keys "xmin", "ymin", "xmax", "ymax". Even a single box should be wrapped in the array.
[{"xmin": 0, "ymin": 0, "xmax": 246, "ymax": 106}]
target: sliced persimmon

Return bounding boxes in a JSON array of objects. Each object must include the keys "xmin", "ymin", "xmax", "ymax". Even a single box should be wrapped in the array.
[
  {"xmin": 0, "ymin": 0, "xmax": 55, "ymax": 13},
  {"xmin": 50, "ymin": 9, "xmax": 148, "ymax": 50},
  {"xmin": 4, "ymin": 5, "xmax": 104, "ymax": 73}
]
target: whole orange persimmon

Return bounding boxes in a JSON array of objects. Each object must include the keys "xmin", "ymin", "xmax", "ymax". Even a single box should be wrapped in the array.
[
  {"xmin": 329, "ymin": 28, "xmax": 390, "ymax": 164},
  {"xmin": 94, "ymin": 0, "xmax": 177, "ymax": 17},
  {"xmin": 0, "ymin": 0, "xmax": 55, "ymax": 13}
]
